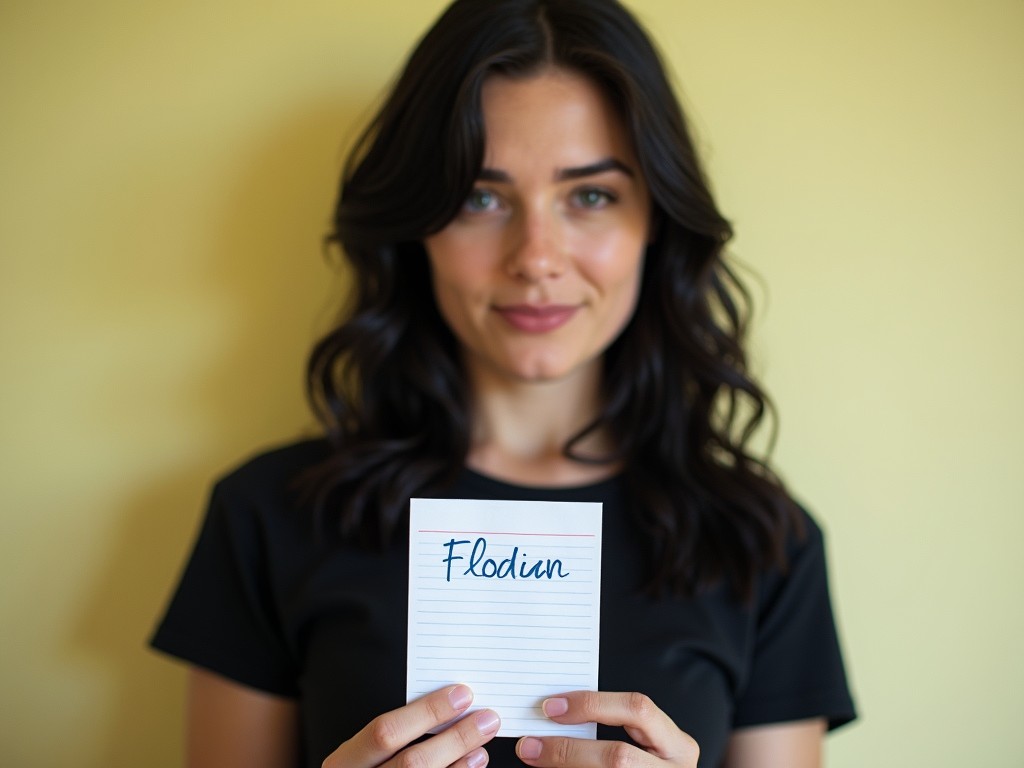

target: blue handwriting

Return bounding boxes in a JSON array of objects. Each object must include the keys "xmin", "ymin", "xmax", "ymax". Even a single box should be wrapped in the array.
[{"xmin": 441, "ymin": 537, "xmax": 570, "ymax": 582}]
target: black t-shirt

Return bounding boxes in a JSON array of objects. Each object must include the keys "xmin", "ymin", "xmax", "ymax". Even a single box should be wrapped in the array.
[{"xmin": 151, "ymin": 439, "xmax": 855, "ymax": 767}]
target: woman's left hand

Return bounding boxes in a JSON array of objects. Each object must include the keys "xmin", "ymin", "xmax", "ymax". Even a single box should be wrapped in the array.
[{"xmin": 515, "ymin": 691, "xmax": 699, "ymax": 768}]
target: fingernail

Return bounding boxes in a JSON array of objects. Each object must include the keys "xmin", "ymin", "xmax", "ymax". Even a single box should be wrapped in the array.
[
  {"xmin": 542, "ymin": 697, "xmax": 569, "ymax": 717},
  {"xmin": 466, "ymin": 747, "xmax": 489, "ymax": 768},
  {"xmin": 518, "ymin": 737, "xmax": 542, "ymax": 760},
  {"xmin": 449, "ymin": 685, "xmax": 472, "ymax": 710},
  {"xmin": 474, "ymin": 709, "xmax": 501, "ymax": 735}
]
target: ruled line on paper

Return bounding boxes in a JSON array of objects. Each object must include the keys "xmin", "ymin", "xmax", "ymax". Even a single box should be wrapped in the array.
[{"xmin": 407, "ymin": 498, "xmax": 602, "ymax": 740}]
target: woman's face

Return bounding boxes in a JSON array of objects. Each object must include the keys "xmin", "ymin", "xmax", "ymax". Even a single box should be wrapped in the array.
[{"xmin": 424, "ymin": 67, "xmax": 651, "ymax": 388}]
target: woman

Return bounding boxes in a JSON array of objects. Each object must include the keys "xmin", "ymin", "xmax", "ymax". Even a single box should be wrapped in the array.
[{"xmin": 152, "ymin": 1, "xmax": 856, "ymax": 766}]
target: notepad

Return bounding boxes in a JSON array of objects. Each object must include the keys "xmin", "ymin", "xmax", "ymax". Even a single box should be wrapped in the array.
[{"xmin": 407, "ymin": 497, "xmax": 602, "ymax": 739}]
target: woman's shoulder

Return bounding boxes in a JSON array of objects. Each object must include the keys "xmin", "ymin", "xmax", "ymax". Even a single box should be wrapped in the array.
[
  {"xmin": 751, "ymin": 501, "xmax": 835, "ymax": 611},
  {"xmin": 211, "ymin": 436, "xmax": 333, "ymax": 507},
  {"xmin": 788, "ymin": 501, "xmax": 829, "ymax": 559}
]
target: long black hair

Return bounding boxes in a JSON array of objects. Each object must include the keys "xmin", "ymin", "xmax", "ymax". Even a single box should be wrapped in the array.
[{"xmin": 306, "ymin": 0, "xmax": 802, "ymax": 598}]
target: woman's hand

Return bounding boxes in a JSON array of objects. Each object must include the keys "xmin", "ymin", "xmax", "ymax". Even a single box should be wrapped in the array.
[
  {"xmin": 322, "ymin": 684, "xmax": 500, "ymax": 768},
  {"xmin": 515, "ymin": 691, "xmax": 699, "ymax": 768}
]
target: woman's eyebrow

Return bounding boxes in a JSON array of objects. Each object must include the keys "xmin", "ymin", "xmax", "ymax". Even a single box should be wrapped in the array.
[
  {"xmin": 476, "ymin": 157, "xmax": 636, "ymax": 183},
  {"xmin": 556, "ymin": 158, "xmax": 635, "ymax": 181},
  {"xmin": 478, "ymin": 168, "xmax": 513, "ymax": 182}
]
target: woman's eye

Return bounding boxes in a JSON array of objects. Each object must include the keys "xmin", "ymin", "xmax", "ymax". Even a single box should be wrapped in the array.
[
  {"xmin": 464, "ymin": 188, "xmax": 499, "ymax": 213},
  {"xmin": 572, "ymin": 187, "xmax": 615, "ymax": 209}
]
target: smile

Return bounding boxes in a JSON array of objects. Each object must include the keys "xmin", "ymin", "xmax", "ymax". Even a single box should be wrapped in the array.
[{"xmin": 494, "ymin": 304, "xmax": 579, "ymax": 333}]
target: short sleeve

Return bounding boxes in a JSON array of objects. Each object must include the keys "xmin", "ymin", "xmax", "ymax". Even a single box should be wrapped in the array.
[
  {"xmin": 732, "ymin": 515, "xmax": 856, "ymax": 730},
  {"xmin": 149, "ymin": 481, "xmax": 300, "ymax": 696}
]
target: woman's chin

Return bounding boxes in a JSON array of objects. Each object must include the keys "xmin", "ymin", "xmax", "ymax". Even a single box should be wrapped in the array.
[{"xmin": 497, "ymin": 357, "xmax": 596, "ymax": 387}]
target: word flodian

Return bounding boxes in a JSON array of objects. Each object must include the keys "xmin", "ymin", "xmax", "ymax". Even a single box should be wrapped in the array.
[{"xmin": 441, "ymin": 537, "xmax": 570, "ymax": 582}]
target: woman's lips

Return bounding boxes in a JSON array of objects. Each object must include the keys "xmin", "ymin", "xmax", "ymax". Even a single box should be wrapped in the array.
[{"xmin": 494, "ymin": 304, "xmax": 579, "ymax": 333}]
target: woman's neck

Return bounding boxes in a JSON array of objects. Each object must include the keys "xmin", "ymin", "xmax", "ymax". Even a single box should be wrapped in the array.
[{"xmin": 464, "ymin": 362, "xmax": 620, "ymax": 487}]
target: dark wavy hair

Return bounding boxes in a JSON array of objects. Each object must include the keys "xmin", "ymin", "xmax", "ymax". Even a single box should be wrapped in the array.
[{"xmin": 306, "ymin": 0, "xmax": 802, "ymax": 598}]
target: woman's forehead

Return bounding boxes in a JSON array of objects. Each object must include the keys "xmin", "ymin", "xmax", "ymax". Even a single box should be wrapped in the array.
[{"xmin": 478, "ymin": 68, "xmax": 637, "ymax": 174}]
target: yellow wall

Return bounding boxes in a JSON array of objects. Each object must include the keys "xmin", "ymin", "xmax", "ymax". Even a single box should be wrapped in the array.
[{"xmin": 2, "ymin": 1, "xmax": 1021, "ymax": 765}]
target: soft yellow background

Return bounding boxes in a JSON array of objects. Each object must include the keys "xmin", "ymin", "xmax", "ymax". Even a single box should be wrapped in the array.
[{"xmin": 2, "ymin": 1, "xmax": 1021, "ymax": 765}]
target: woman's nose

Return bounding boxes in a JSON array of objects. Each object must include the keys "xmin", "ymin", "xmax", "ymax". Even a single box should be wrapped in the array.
[{"xmin": 504, "ymin": 208, "xmax": 566, "ymax": 282}]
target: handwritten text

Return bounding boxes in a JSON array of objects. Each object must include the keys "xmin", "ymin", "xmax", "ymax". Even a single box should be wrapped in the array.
[{"xmin": 441, "ymin": 537, "xmax": 570, "ymax": 582}]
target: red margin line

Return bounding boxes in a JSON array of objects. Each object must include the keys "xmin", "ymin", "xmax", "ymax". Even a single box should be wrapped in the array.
[{"xmin": 418, "ymin": 530, "xmax": 595, "ymax": 537}]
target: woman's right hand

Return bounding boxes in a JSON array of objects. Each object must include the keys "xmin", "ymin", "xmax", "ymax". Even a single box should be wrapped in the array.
[{"xmin": 322, "ymin": 684, "xmax": 500, "ymax": 768}]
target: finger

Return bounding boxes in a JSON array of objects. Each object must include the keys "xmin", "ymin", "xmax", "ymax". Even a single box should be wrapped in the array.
[
  {"xmin": 390, "ymin": 710, "xmax": 500, "ymax": 768},
  {"xmin": 454, "ymin": 747, "xmax": 490, "ymax": 768},
  {"xmin": 324, "ymin": 684, "xmax": 475, "ymax": 768},
  {"xmin": 539, "ymin": 691, "xmax": 698, "ymax": 761},
  {"xmin": 516, "ymin": 735, "xmax": 656, "ymax": 768}
]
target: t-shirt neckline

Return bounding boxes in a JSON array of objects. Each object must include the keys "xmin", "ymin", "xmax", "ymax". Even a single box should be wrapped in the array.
[{"xmin": 457, "ymin": 466, "xmax": 624, "ymax": 501}]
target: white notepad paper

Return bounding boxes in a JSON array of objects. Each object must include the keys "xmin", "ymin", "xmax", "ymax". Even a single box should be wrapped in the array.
[{"xmin": 407, "ymin": 497, "xmax": 602, "ymax": 739}]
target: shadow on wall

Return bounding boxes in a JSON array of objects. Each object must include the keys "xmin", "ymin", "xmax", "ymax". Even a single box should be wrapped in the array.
[{"xmin": 66, "ymin": 96, "xmax": 367, "ymax": 767}]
